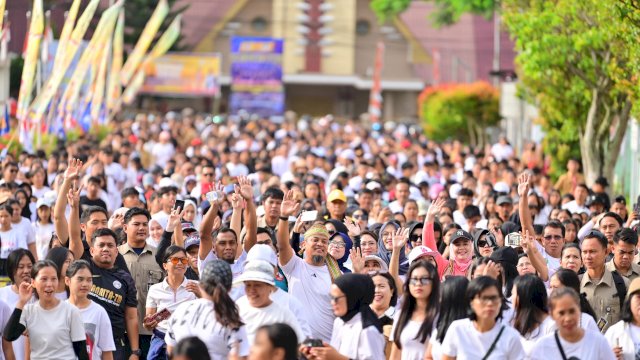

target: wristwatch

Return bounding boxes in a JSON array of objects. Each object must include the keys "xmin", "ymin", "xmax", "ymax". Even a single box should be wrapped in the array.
[{"xmin": 131, "ymin": 349, "xmax": 142, "ymax": 356}]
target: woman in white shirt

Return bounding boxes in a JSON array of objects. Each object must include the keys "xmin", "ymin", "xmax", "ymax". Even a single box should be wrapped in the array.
[
  {"xmin": 549, "ymin": 269, "xmax": 599, "ymax": 331},
  {"xmin": 390, "ymin": 261, "xmax": 440, "ymax": 360},
  {"xmin": 530, "ymin": 287, "xmax": 616, "ymax": 360},
  {"xmin": 66, "ymin": 260, "xmax": 115, "ymax": 360},
  {"xmin": 605, "ymin": 277, "xmax": 640, "ymax": 360},
  {"xmin": 441, "ymin": 276, "xmax": 525, "ymax": 359},
  {"xmin": 301, "ymin": 273, "xmax": 385, "ymax": 360},
  {"xmin": 31, "ymin": 199, "xmax": 54, "ymax": 259},
  {"xmin": 4, "ymin": 260, "xmax": 88, "ymax": 360},
  {"xmin": 146, "ymin": 246, "xmax": 199, "ymax": 359},
  {"xmin": 45, "ymin": 247, "xmax": 74, "ymax": 300},
  {"xmin": 426, "ymin": 276, "xmax": 469, "ymax": 360},
  {"xmin": 510, "ymin": 274, "xmax": 555, "ymax": 356}
]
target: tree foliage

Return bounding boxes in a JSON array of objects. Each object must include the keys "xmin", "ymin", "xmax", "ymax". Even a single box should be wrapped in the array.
[
  {"xmin": 371, "ymin": 0, "xmax": 496, "ymax": 26},
  {"xmin": 124, "ymin": 0, "xmax": 188, "ymax": 51},
  {"xmin": 502, "ymin": 0, "xmax": 640, "ymax": 184},
  {"xmin": 419, "ymin": 82, "xmax": 500, "ymax": 148}
]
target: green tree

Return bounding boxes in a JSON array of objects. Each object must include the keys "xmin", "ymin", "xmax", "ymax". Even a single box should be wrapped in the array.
[
  {"xmin": 124, "ymin": 0, "xmax": 188, "ymax": 51},
  {"xmin": 502, "ymin": 0, "xmax": 640, "ymax": 185},
  {"xmin": 371, "ymin": 0, "xmax": 496, "ymax": 26}
]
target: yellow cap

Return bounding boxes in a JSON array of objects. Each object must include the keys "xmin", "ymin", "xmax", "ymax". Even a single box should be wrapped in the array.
[{"xmin": 327, "ymin": 189, "xmax": 347, "ymax": 203}]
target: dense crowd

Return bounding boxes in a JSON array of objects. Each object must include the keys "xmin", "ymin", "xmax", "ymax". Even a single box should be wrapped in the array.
[{"xmin": 0, "ymin": 109, "xmax": 637, "ymax": 360}]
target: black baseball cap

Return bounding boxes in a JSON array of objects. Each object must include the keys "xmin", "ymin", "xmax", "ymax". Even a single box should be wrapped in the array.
[{"xmin": 450, "ymin": 229, "xmax": 473, "ymax": 244}]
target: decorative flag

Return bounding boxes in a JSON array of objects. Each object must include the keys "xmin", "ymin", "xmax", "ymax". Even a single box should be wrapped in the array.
[
  {"xmin": 0, "ymin": 17, "xmax": 10, "ymax": 62},
  {"xmin": 120, "ymin": 0, "xmax": 169, "ymax": 87},
  {"xmin": 106, "ymin": 9, "xmax": 124, "ymax": 116},
  {"xmin": 30, "ymin": 0, "xmax": 100, "ymax": 124},
  {"xmin": 0, "ymin": 103, "xmax": 9, "ymax": 136},
  {"xmin": 90, "ymin": 33, "xmax": 111, "ymax": 121},
  {"xmin": 16, "ymin": 0, "xmax": 43, "ymax": 122},
  {"xmin": 52, "ymin": 0, "xmax": 81, "ymax": 74},
  {"xmin": 368, "ymin": 41, "xmax": 384, "ymax": 123},
  {"xmin": 0, "ymin": 0, "xmax": 5, "ymax": 31},
  {"xmin": 120, "ymin": 14, "xmax": 181, "ymax": 106}
]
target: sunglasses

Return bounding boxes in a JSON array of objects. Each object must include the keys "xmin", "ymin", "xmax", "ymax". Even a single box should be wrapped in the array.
[
  {"xmin": 410, "ymin": 234, "xmax": 422, "ymax": 242},
  {"xmin": 409, "ymin": 277, "xmax": 432, "ymax": 286},
  {"xmin": 167, "ymin": 257, "xmax": 189, "ymax": 265},
  {"xmin": 477, "ymin": 240, "xmax": 490, "ymax": 247}
]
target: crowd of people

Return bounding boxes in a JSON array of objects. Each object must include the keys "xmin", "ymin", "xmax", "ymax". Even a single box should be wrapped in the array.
[{"xmin": 0, "ymin": 109, "xmax": 636, "ymax": 359}]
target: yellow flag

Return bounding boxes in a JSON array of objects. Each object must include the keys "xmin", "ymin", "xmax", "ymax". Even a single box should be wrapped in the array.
[
  {"xmin": 121, "ymin": 68, "xmax": 145, "ymax": 105},
  {"xmin": 16, "ymin": 0, "xmax": 43, "ymax": 121},
  {"xmin": 28, "ymin": 0, "xmax": 99, "ymax": 121},
  {"xmin": 120, "ymin": 0, "xmax": 169, "ymax": 87},
  {"xmin": 52, "ymin": 0, "xmax": 81, "ymax": 74},
  {"xmin": 0, "ymin": 0, "xmax": 5, "ymax": 31},
  {"xmin": 59, "ymin": 1, "xmax": 121, "ymax": 117},
  {"xmin": 107, "ymin": 9, "xmax": 124, "ymax": 115},
  {"xmin": 91, "ymin": 34, "xmax": 111, "ymax": 120}
]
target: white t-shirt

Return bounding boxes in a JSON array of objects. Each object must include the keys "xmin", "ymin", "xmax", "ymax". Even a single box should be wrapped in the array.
[
  {"xmin": 32, "ymin": 222, "xmax": 54, "ymax": 259},
  {"xmin": 19, "ymin": 301, "xmax": 86, "ymax": 360},
  {"xmin": 518, "ymin": 316, "xmax": 555, "ymax": 357},
  {"xmin": 0, "ymin": 299, "xmax": 12, "ymax": 360},
  {"xmin": 329, "ymin": 312, "xmax": 386, "ymax": 360},
  {"xmin": 0, "ymin": 286, "xmax": 33, "ymax": 360},
  {"xmin": 280, "ymin": 255, "xmax": 335, "ymax": 342},
  {"xmin": 389, "ymin": 310, "xmax": 430, "ymax": 360},
  {"xmin": 0, "ymin": 229, "xmax": 29, "ymax": 259},
  {"xmin": 146, "ymin": 278, "xmax": 197, "ymax": 333},
  {"xmin": 236, "ymin": 297, "xmax": 304, "ymax": 345},
  {"xmin": 72, "ymin": 301, "xmax": 116, "ymax": 360},
  {"xmin": 441, "ymin": 318, "xmax": 525, "ymax": 359},
  {"xmin": 13, "ymin": 218, "xmax": 36, "ymax": 245},
  {"xmin": 271, "ymin": 287, "xmax": 312, "ymax": 339},
  {"xmin": 530, "ymin": 329, "xmax": 616, "ymax": 360},
  {"xmin": 428, "ymin": 328, "xmax": 444, "ymax": 360},
  {"xmin": 165, "ymin": 299, "xmax": 249, "ymax": 360},
  {"xmin": 151, "ymin": 143, "xmax": 175, "ymax": 168},
  {"xmin": 535, "ymin": 241, "xmax": 561, "ymax": 283},
  {"xmin": 198, "ymin": 251, "xmax": 247, "ymax": 300}
]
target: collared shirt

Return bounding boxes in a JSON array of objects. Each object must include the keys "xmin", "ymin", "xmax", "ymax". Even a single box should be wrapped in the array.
[
  {"xmin": 580, "ymin": 267, "xmax": 630, "ymax": 332},
  {"xmin": 146, "ymin": 277, "xmax": 197, "ymax": 333},
  {"xmin": 119, "ymin": 243, "xmax": 164, "ymax": 335},
  {"xmin": 605, "ymin": 260, "xmax": 640, "ymax": 282}
]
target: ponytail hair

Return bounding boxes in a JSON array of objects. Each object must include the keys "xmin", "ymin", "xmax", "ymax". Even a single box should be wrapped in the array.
[{"xmin": 201, "ymin": 280, "xmax": 243, "ymax": 330}]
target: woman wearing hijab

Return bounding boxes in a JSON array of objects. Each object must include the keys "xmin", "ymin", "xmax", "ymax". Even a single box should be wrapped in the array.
[
  {"xmin": 472, "ymin": 229, "xmax": 498, "ymax": 258},
  {"xmin": 147, "ymin": 217, "xmax": 168, "ymax": 248},
  {"xmin": 301, "ymin": 273, "xmax": 385, "ymax": 360},
  {"xmin": 377, "ymin": 221, "xmax": 409, "ymax": 275},
  {"xmin": 327, "ymin": 232, "xmax": 353, "ymax": 274}
]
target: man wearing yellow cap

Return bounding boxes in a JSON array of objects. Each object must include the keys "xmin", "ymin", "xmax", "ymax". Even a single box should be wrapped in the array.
[{"xmin": 326, "ymin": 189, "xmax": 347, "ymax": 221}]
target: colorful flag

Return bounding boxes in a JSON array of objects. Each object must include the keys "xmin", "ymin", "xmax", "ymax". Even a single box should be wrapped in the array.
[
  {"xmin": 91, "ymin": 33, "xmax": 111, "ymax": 121},
  {"xmin": 120, "ymin": 0, "xmax": 169, "ymax": 87},
  {"xmin": 0, "ymin": 0, "xmax": 5, "ymax": 31},
  {"xmin": 0, "ymin": 103, "xmax": 9, "ymax": 136},
  {"xmin": 368, "ymin": 41, "xmax": 385, "ymax": 123},
  {"xmin": 52, "ymin": 0, "xmax": 81, "ymax": 74},
  {"xmin": 121, "ymin": 68, "xmax": 145, "ymax": 105},
  {"xmin": 106, "ymin": 9, "xmax": 124, "ymax": 116},
  {"xmin": 16, "ymin": 0, "xmax": 43, "ymax": 122},
  {"xmin": 0, "ymin": 17, "xmax": 10, "ymax": 62}
]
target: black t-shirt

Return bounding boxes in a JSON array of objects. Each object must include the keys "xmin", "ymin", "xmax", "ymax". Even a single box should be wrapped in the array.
[
  {"xmin": 88, "ymin": 260, "xmax": 137, "ymax": 339},
  {"xmin": 79, "ymin": 196, "xmax": 108, "ymax": 213}
]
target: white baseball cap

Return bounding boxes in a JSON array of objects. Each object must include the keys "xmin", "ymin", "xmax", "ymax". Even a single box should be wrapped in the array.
[
  {"xmin": 234, "ymin": 260, "xmax": 275, "ymax": 286},
  {"xmin": 408, "ymin": 246, "xmax": 440, "ymax": 265},
  {"xmin": 246, "ymin": 244, "xmax": 277, "ymax": 268}
]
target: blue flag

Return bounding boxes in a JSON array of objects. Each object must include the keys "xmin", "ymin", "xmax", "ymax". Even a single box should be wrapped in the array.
[{"xmin": 0, "ymin": 104, "xmax": 9, "ymax": 136}]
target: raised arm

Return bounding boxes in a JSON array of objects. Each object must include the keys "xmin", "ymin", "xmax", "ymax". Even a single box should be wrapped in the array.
[
  {"xmin": 517, "ymin": 173, "xmax": 536, "ymax": 241},
  {"xmin": 423, "ymin": 198, "xmax": 449, "ymax": 276},
  {"xmin": 55, "ymin": 159, "xmax": 83, "ymax": 245},
  {"xmin": 238, "ymin": 176, "xmax": 257, "ymax": 254},
  {"xmin": 67, "ymin": 182, "xmax": 84, "ymax": 259},
  {"xmin": 521, "ymin": 229, "xmax": 549, "ymax": 281},
  {"xmin": 198, "ymin": 203, "xmax": 220, "ymax": 261},
  {"xmin": 229, "ymin": 192, "xmax": 244, "ymax": 258},
  {"xmin": 277, "ymin": 190, "xmax": 300, "ymax": 266},
  {"xmin": 389, "ymin": 227, "xmax": 409, "ymax": 297}
]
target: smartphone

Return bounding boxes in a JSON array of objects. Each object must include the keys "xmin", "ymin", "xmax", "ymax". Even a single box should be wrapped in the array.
[
  {"xmin": 174, "ymin": 199, "xmax": 185, "ymax": 211},
  {"xmin": 301, "ymin": 210, "xmax": 318, "ymax": 222},
  {"xmin": 303, "ymin": 338, "xmax": 323, "ymax": 348},
  {"xmin": 505, "ymin": 232, "xmax": 522, "ymax": 247}
]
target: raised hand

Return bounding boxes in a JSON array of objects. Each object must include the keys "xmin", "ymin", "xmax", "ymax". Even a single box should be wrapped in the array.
[
  {"xmin": 236, "ymin": 176, "xmax": 253, "ymax": 201},
  {"xmin": 490, "ymin": 226, "xmax": 504, "ymax": 247},
  {"xmin": 344, "ymin": 217, "xmax": 361, "ymax": 238},
  {"xmin": 67, "ymin": 181, "xmax": 83, "ymax": 208},
  {"xmin": 167, "ymin": 207, "xmax": 182, "ymax": 232},
  {"xmin": 293, "ymin": 213, "xmax": 306, "ymax": 233},
  {"xmin": 517, "ymin": 172, "xmax": 531, "ymax": 197},
  {"xmin": 64, "ymin": 158, "xmax": 83, "ymax": 181},
  {"xmin": 230, "ymin": 192, "xmax": 244, "ymax": 210},
  {"xmin": 349, "ymin": 247, "xmax": 364, "ymax": 274},
  {"xmin": 212, "ymin": 216, "xmax": 222, "ymax": 232},
  {"xmin": 427, "ymin": 197, "xmax": 446, "ymax": 222},
  {"xmin": 280, "ymin": 190, "xmax": 300, "ymax": 217},
  {"xmin": 392, "ymin": 227, "xmax": 410, "ymax": 250},
  {"xmin": 482, "ymin": 260, "xmax": 501, "ymax": 279},
  {"xmin": 17, "ymin": 281, "xmax": 33, "ymax": 305}
]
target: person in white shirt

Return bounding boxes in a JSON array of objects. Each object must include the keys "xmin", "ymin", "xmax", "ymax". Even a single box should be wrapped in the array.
[
  {"xmin": 605, "ymin": 277, "xmax": 640, "ymax": 360},
  {"xmin": 562, "ymin": 184, "xmax": 591, "ymax": 216},
  {"xmin": 65, "ymin": 260, "xmax": 116, "ymax": 360},
  {"xmin": 7, "ymin": 201, "xmax": 36, "ymax": 258},
  {"xmin": 276, "ymin": 191, "xmax": 335, "ymax": 343},
  {"xmin": 0, "ymin": 204, "xmax": 31, "ymax": 264},
  {"xmin": 165, "ymin": 260, "xmax": 249, "ymax": 360},
  {"xmin": 441, "ymin": 276, "xmax": 525, "ymax": 360},
  {"xmin": 151, "ymin": 131, "xmax": 175, "ymax": 168},
  {"xmin": 530, "ymin": 287, "xmax": 615, "ymax": 360},
  {"xmin": 301, "ymin": 273, "xmax": 385, "ymax": 360},
  {"xmin": 549, "ymin": 269, "xmax": 599, "ymax": 331},
  {"xmin": 32, "ymin": 198, "xmax": 54, "ymax": 260},
  {"xmin": 234, "ymin": 260, "xmax": 303, "ymax": 345},
  {"xmin": 426, "ymin": 277, "xmax": 469, "ymax": 360},
  {"xmin": 509, "ymin": 274, "xmax": 555, "ymax": 356},
  {"xmin": 145, "ymin": 246, "xmax": 198, "ymax": 360}
]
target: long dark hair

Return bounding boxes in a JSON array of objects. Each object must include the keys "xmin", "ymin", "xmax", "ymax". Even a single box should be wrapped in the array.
[
  {"xmin": 436, "ymin": 276, "xmax": 469, "ymax": 343},
  {"xmin": 256, "ymin": 323, "xmax": 299, "ymax": 360},
  {"xmin": 7, "ymin": 249, "xmax": 35, "ymax": 284},
  {"xmin": 201, "ymin": 274, "xmax": 242, "ymax": 330},
  {"xmin": 392, "ymin": 261, "xmax": 440, "ymax": 348},
  {"xmin": 45, "ymin": 247, "xmax": 72, "ymax": 282},
  {"xmin": 552, "ymin": 269, "xmax": 597, "ymax": 320},
  {"xmin": 513, "ymin": 274, "xmax": 548, "ymax": 337}
]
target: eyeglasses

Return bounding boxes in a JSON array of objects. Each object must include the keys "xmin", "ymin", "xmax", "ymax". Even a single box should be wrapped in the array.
[
  {"xmin": 167, "ymin": 257, "xmax": 189, "ymax": 265},
  {"xmin": 409, "ymin": 277, "xmax": 432, "ymax": 286},
  {"xmin": 382, "ymin": 232, "xmax": 394, "ymax": 239},
  {"xmin": 329, "ymin": 241, "xmax": 345, "ymax": 248},
  {"xmin": 543, "ymin": 235, "xmax": 563, "ymax": 241},
  {"xmin": 330, "ymin": 295, "xmax": 346, "ymax": 303},
  {"xmin": 475, "ymin": 295, "xmax": 501, "ymax": 305}
]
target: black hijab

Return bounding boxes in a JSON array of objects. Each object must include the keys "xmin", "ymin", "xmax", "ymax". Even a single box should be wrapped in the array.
[{"xmin": 334, "ymin": 273, "xmax": 382, "ymax": 332}]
